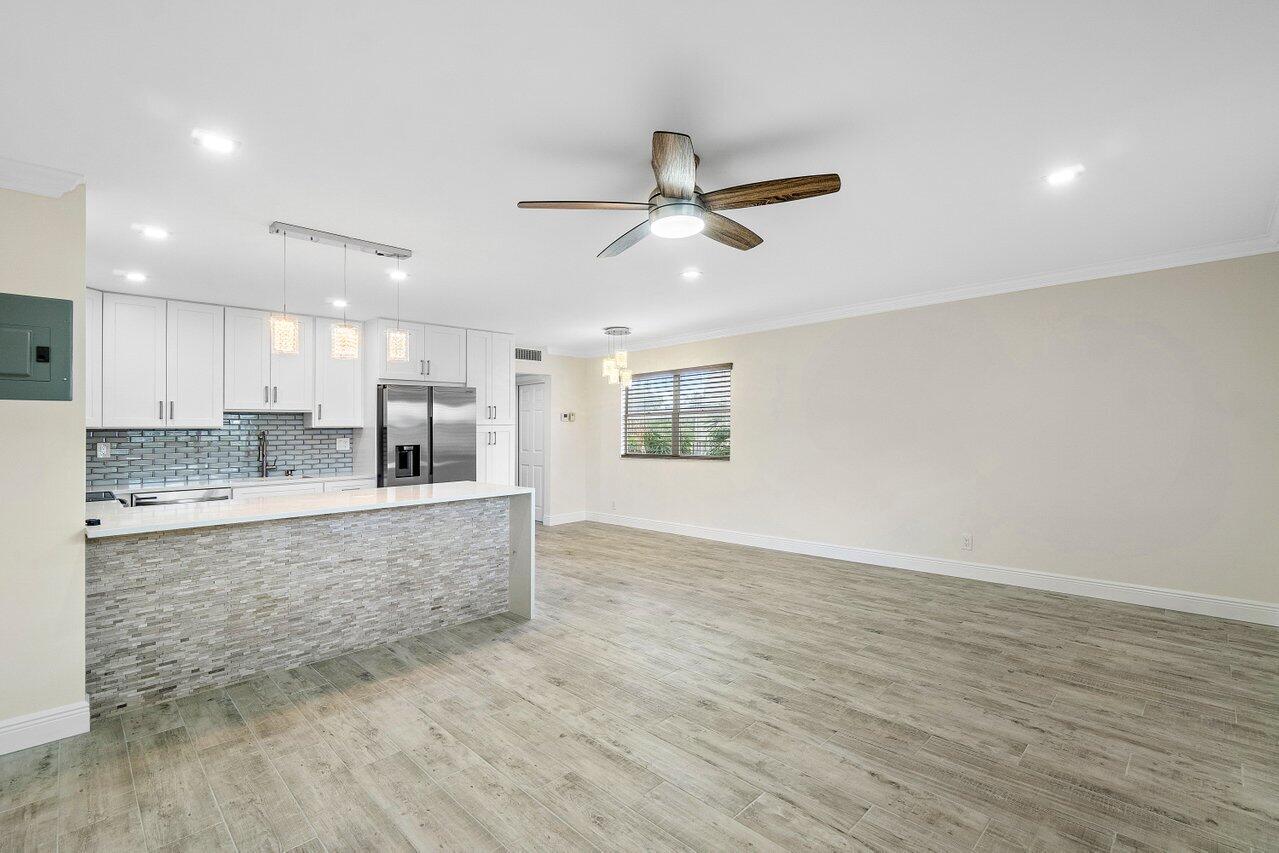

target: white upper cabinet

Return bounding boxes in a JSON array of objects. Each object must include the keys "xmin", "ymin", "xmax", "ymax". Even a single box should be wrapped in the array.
[
  {"xmin": 224, "ymin": 307, "xmax": 313, "ymax": 411},
  {"xmin": 372, "ymin": 319, "xmax": 426, "ymax": 381},
  {"xmin": 270, "ymin": 317, "xmax": 313, "ymax": 410},
  {"xmin": 224, "ymin": 307, "xmax": 272, "ymax": 410},
  {"xmin": 166, "ymin": 300, "xmax": 224, "ymax": 428},
  {"xmin": 423, "ymin": 324, "xmax": 466, "ymax": 383},
  {"xmin": 85, "ymin": 288, "xmax": 102, "ymax": 428},
  {"xmin": 101, "ymin": 292, "xmax": 167, "ymax": 427},
  {"xmin": 310, "ymin": 317, "xmax": 363, "ymax": 427},
  {"xmin": 467, "ymin": 330, "xmax": 514, "ymax": 425}
]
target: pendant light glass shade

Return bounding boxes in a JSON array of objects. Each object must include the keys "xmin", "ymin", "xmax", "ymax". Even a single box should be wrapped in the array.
[
  {"xmin": 601, "ymin": 326, "xmax": 631, "ymax": 387},
  {"xmin": 271, "ymin": 232, "xmax": 301, "ymax": 354},
  {"xmin": 386, "ymin": 327, "xmax": 410, "ymax": 362},
  {"xmin": 269, "ymin": 313, "xmax": 301, "ymax": 355},
  {"xmin": 330, "ymin": 321, "xmax": 360, "ymax": 360},
  {"xmin": 328, "ymin": 245, "xmax": 360, "ymax": 359}
]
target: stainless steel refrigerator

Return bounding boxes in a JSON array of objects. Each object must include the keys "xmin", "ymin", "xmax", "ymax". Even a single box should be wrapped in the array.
[{"xmin": 377, "ymin": 384, "xmax": 476, "ymax": 487}]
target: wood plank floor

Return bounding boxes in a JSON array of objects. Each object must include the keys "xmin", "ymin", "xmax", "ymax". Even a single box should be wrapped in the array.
[{"xmin": 2, "ymin": 521, "xmax": 1277, "ymax": 851}]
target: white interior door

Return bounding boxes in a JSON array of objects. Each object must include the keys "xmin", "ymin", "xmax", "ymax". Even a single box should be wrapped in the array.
[
  {"xmin": 101, "ymin": 292, "xmax": 167, "ymax": 427},
  {"xmin": 518, "ymin": 382, "xmax": 546, "ymax": 521},
  {"xmin": 166, "ymin": 300, "xmax": 224, "ymax": 428}
]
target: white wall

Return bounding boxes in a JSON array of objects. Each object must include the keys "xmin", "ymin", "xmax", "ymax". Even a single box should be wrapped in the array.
[
  {"xmin": 515, "ymin": 353, "xmax": 590, "ymax": 523},
  {"xmin": 580, "ymin": 252, "xmax": 1279, "ymax": 611},
  {"xmin": 0, "ymin": 184, "xmax": 87, "ymax": 736}
]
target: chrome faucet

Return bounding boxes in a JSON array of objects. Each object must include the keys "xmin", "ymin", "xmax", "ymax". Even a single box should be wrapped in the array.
[{"xmin": 256, "ymin": 430, "xmax": 276, "ymax": 478}]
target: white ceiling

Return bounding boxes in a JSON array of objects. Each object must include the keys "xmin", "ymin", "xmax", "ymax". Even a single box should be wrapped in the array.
[{"xmin": 3, "ymin": 1, "xmax": 1277, "ymax": 354}]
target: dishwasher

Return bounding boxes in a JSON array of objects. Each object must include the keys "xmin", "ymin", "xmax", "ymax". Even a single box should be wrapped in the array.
[{"xmin": 130, "ymin": 487, "xmax": 233, "ymax": 507}]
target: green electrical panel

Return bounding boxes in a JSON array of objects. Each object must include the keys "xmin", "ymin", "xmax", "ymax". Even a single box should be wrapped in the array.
[{"xmin": 0, "ymin": 292, "xmax": 73, "ymax": 401}]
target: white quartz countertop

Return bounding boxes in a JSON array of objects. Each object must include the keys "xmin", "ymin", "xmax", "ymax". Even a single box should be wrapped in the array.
[
  {"xmin": 85, "ymin": 481, "xmax": 533, "ymax": 539},
  {"xmin": 91, "ymin": 473, "xmax": 376, "ymax": 497}
]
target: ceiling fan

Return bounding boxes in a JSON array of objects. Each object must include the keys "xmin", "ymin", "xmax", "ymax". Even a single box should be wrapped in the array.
[{"xmin": 518, "ymin": 131, "xmax": 841, "ymax": 257}]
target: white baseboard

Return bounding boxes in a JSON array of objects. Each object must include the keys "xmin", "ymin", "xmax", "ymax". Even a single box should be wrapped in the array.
[
  {"xmin": 544, "ymin": 511, "xmax": 587, "ymax": 527},
  {"xmin": 0, "ymin": 698, "xmax": 89, "ymax": 755},
  {"xmin": 583, "ymin": 512, "xmax": 1279, "ymax": 627}
]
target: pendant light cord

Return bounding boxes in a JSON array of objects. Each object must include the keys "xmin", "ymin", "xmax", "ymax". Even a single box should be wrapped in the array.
[
  {"xmin": 281, "ymin": 231, "xmax": 288, "ymax": 315},
  {"xmin": 342, "ymin": 244, "xmax": 349, "ymax": 323},
  {"xmin": 395, "ymin": 259, "xmax": 402, "ymax": 330}
]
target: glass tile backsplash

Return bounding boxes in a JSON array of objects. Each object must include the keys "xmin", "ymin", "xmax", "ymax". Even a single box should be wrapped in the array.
[{"xmin": 86, "ymin": 412, "xmax": 354, "ymax": 488}]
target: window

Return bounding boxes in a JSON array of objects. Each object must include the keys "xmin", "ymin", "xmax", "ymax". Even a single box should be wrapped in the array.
[{"xmin": 622, "ymin": 364, "xmax": 731, "ymax": 459}]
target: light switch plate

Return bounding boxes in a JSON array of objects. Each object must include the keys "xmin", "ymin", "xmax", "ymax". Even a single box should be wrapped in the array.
[{"xmin": 336, "ymin": 436, "xmax": 351, "ymax": 452}]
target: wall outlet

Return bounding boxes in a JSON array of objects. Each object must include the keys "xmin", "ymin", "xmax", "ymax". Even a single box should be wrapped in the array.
[
  {"xmin": 961, "ymin": 533, "xmax": 973, "ymax": 551},
  {"xmin": 96, "ymin": 442, "xmax": 111, "ymax": 460},
  {"xmin": 336, "ymin": 437, "xmax": 351, "ymax": 452}
]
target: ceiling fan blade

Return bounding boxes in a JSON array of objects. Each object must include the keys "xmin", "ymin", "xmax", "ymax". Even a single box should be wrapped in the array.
[
  {"xmin": 701, "ymin": 174, "xmax": 841, "ymax": 211},
  {"xmin": 597, "ymin": 220, "xmax": 651, "ymax": 258},
  {"xmin": 652, "ymin": 131, "xmax": 696, "ymax": 200},
  {"xmin": 518, "ymin": 200, "xmax": 651, "ymax": 210},
  {"xmin": 701, "ymin": 211, "xmax": 762, "ymax": 251}
]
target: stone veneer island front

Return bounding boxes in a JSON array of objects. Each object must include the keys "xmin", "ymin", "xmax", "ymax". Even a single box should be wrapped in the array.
[{"xmin": 83, "ymin": 482, "xmax": 534, "ymax": 718}]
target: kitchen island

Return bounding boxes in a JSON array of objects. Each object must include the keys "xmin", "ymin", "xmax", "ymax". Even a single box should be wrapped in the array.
[{"xmin": 84, "ymin": 482, "xmax": 534, "ymax": 718}]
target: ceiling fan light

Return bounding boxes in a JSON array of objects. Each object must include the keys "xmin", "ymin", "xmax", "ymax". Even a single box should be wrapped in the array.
[{"xmin": 649, "ymin": 202, "xmax": 705, "ymax": 239}]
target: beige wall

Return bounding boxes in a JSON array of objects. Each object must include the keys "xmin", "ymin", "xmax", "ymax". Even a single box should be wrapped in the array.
[
  {"xmin": 581, "ymin": 252, "xmax": 1279, "ymax": 604},
  {"xmin": 515, "ymin": 353, "xmax": 591, "ymax": 521},
  {"xmin": 0, "ymin": 184, "xmax": 87, "ymax": 720}
]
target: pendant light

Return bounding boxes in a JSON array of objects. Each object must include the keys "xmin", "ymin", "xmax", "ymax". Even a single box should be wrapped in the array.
[
  {"xmin": 330, "ymin": 244, "xmax": 361, "ymax": 360},
  {"xmin": 601, "ymin": 326, "xmax": 632, "ymax": 388},
  {"xmin": 269, "ymin": 232, "xmax": 301, "ymax": 355},
  {"xmin": 385, "ymin": 259, "xmax": 410, "ymax": 363}
]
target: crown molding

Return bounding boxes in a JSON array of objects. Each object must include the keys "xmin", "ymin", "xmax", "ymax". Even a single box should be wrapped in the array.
[
  {"xmin": 557, "ymin": 232, "xmax": 1279, "ymax": 357},
  {"xmin": 0, "ymin": 156, "xmax": 84, "ymax": 198}
]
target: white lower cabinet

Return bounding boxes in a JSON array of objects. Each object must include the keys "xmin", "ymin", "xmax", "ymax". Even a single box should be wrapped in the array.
[
  {"xmin": 475, "ymin": 425, "xmax": 515, "ymax": 485},
  {"xmin": 323, "ymin": 477, "xmax": 377, "ymax": 493},
  {"xmin": 233, "ymin": 481, "xmax": 324, "ymax": 498}
]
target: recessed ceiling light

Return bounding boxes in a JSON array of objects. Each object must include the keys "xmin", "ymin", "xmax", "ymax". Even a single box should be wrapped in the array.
[
  {"xmin": 1045, "ymin": 164, "xmax": 1085, "ymax": 187},
  {"xmin": 113, "ymin": 269, "xmax": 148, "ymax": 283},
  {"xmin": 131, "ymin": 223, "xmax": 170, "ymax": 240},
  {"xmin": 681, "ymin": 268, "xmax": 703, "ymax": 281},
  {"xmin": 191, "ymin": 128, "xmax": 238, "ymax": 154},
  {"xmin": 387, "ymin": 268, "xmax": 408, "ymax": 282},
  {"xmin": 328, "ymin": 298, "xmax": 349, "ymax": 309}
]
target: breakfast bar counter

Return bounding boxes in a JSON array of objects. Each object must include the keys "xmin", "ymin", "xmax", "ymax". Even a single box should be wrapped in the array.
[{"xmin": 84, "ymin": 482, "xmax": 534, "ymax": 718}]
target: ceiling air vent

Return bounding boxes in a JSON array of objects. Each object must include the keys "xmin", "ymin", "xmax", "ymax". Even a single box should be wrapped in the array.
[{"xmin": 515, "ymin": 347, "xmax": 543, "ymax": 362}]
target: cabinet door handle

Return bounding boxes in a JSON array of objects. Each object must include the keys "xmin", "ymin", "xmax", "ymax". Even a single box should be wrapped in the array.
[
  {"xmin": 159, "ymin": 400, "xmax": 164, "ymax": 419},
  {"xmin": 273, "ymin": 386, "xmax": 278, "ymax": 403},
  {"xmin": 264, "ymin": 385, "xmax": 269, "ymax": 404},
  {"xmin": 318, "ymin": 402, "xmax": 322, "ymax": 421},
  {"xmin": 169, "ymin": 401, "xmax": 174, "ymax": 419},
  {"xmin": 420, "ymin": 359, "xmax": 425, "ymax": 376},
  {"xmin": 426, "ymin": 360, "xmax": 431, "ymax": 375}
]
